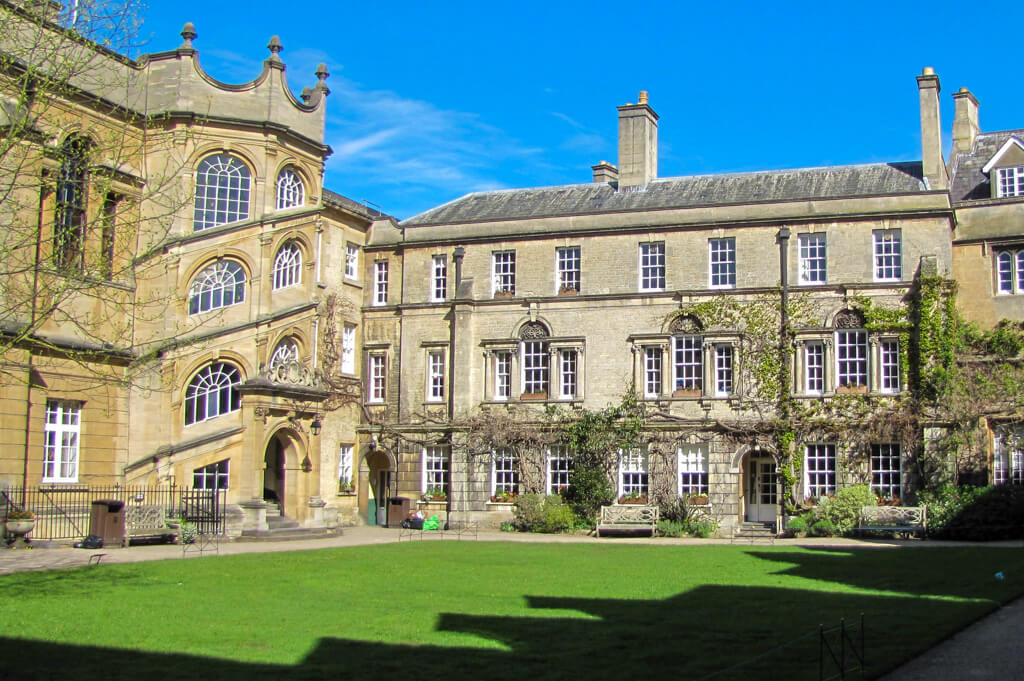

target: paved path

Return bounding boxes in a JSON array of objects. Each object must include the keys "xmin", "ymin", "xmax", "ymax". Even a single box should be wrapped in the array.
[{"xmin": 2, "ymin": 528, "xmax": 1023, "ymax": 681}]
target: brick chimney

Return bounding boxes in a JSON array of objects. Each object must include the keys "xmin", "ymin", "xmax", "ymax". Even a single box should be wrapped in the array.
[
  {"xmin": 916, "ymin": 67, "xmax": 948, "ymax": 191},
  {"xmin": 617, "ymin": 91, "xmax": 658, "ymax": 189},
  {"xmin": 591, "ymin": 160, "xmax": 618, "ymax": 184},
  {"xmin": 951, "ymin": 87, "xmax": 980, "ymax": 157}
]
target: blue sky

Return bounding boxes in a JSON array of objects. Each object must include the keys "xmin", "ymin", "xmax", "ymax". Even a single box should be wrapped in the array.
[{"xmin": 138, "ymin": 1, "xmax": 1021, "ymax": 221}]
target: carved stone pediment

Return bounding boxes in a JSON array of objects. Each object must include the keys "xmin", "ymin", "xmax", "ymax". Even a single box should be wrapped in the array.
[
  {"xmin": 834, "ymin": 309, "xmax": 865, "ymax": 329},
  {"xmin": 261, "ymin": 360, "xmax": 320, "ymax": 388}
]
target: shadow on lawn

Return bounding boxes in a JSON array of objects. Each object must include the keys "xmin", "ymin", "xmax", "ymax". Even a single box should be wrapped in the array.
[{"xmin": 1, "ymin": 548, "xmax": 1015, "ymax": 681}]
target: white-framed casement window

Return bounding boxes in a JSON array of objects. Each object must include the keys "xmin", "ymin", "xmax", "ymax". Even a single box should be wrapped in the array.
[
  {"xmin": 995, "ymin": 249, "xmax": 1024, "ymax": 295},
  {"xmin": 184, "ymin": 362, "xmax": 241, "ymax": 426},
  {"xmin": 427, "ymin": 350, "xmax": 445, "ymax": 402},
  {"xmin": 546, "ymin": 446, "xmax": 573, "ymax": 494},
  {"xmin": 880, "ymin": 339, "xmax": 901, "ymax": 393},
  {"xmin": 709, "ymin": 237, "xmax": 736, "ymax": 289},
  {"xmin": 672, "ymin": 335, "xmax": 703, "ymax": 393},
  {"xmin": 272, "ymin": 241, "xmax": 302, "ymax": 290},
  {"xmin": 643, "ymin": 346, "xmax": 662, "ymax": 398},
  {"xmin": 805, "ymin": 342, "xmax": 825, "ymax": 394},
  {"xmin": 344, "ymin": 244, "xmax": 359, "ymax": 281},
  {"xmin": 188, "ymin": 260, "xmax": 246, "ymax": 315},
  {"xmin": 275, "ymin": 167, "xmax": 305, "ymax": 210},
  {"xmin": 491, "ymin": 449, "xmax": 519, "ymax": 498},
  {"xmin": 522, "ymin": 340, "xmax": 549, "ymax": 396},
  {"xmin": 367, "ymin": 354, "xmax": 387, "ymax": 403},
  {"xmin": 431, "ymin": 254, "xmax": 447, "ymax": 302},
  {"xmin": 373, "ymin": 260, "xmax": 389, "ymax": 305},
  {"xmin": 804, "ymin": 444, "xmax": 836, "ymax": 499},
  {"xmin": 338, "ymin": 444, "xmax": 354, "ymax": 493},
  {"xmin": 870, "ymin": 444, "xmax": 901, "ymax": 499},
  {"xmin": 341, "ymin": 323, "xmax": 356, "ymax": 375},
  {"xmin": 422, "ymin": 446, "xmax": 450, "ymax": 495},
  {"xmin": 678, "ymin": 445, "xmax": 709, "ymax": 496},
  {"xmin": 996, "ymin": 166, "xmax": 1024, "ymax": 198},
  {"xmin": 493, "ymin": 351, "xmax": 512, "ymax": 401},
  {"xmin": 557, "ymin": 246, "xmax": 581, "ymax": 294},
  {"xmin": 639, "ymin": 242, "xmax": 665, "ymax": 291},
  {"xmin": 994, "ymin": 427, "xmax": 1024, "ymax": 485},
  {"xmin": 714, "ymin": 345, "xmax": 733, "ymax": 397},
  {"xmin": 193, "ymin": 153, "xmax": 251, "ymax": 231},
  {"xmin": 618, "ymin": 448, "xmax": 649, "ymax": 499},
  {"xmin": 836, "ymin": 330, "xmax": 868, "ymax": 388},
  {"xmin": 193, "ymin": 459, "xmax": 229, "ymax": 490},
  {"xmin": 43, "ymin": 400, "xmax": 81, "ymax": 483},
  {"xmin": 492, "ymin": 250, "xmax": 516, "ymax": 297},
  {"xmin": 873, "ymin": 229, "xmax": 902, "ymax": 282},
  {"xmin": 558, "ymin": 349, "xmax": 578, "ymax": 399},
  {"xmin": 798, "ymin": 233, "xmax": 827, "ymax": 285}
]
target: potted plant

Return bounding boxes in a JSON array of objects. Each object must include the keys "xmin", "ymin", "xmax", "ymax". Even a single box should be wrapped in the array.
[
  {"xmin": 338, "ymin": 478, "xmax": 355, "ymax": 494},
  {"xmin": 490, "ymin": 491, "xmax": 518, "ymax": 503},
  {"xmin": 558, "ymin": 285, "xmax": 578, "ymax": 296},
  {"xmin": 5, "ymin": 510, "xmax": 35, "ymax": 544},
  {"xmin": 618, "ymin": 492, "xmax": 648, "ymax": 505},
  {"xmin": 422, "ymin": 486, "xmax": 447, "ymax": 502},
  {"xmin": 686, "ymin": 494, "xmax": 709, "ymax": 506}
]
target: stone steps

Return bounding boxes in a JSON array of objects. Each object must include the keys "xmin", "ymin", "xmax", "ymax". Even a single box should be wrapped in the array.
[
  {"xmin": 237, "ymin": 526, "xmax": 340, "ymax": 542},
  {"xmin": 732, "ymin": 522, "xmax": 778, "ymax": 543}
]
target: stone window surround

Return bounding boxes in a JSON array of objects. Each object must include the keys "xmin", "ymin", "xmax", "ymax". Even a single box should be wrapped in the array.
[
  {"xmin": 43, "ymin": 400, "xmax": 81, "ymax": 483},
  {"xmin": 481, "ymin": 337, "xmax": 585, "ymax": 404},
  {"xmin": 793, "ymin": 331, "xmax": 903, "ymax": 396},
  {"xmin": 629, "ymin": 332, "xmax": 740, "ymax": 401}
]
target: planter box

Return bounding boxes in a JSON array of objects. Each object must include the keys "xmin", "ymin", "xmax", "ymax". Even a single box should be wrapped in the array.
[
  {"xmin": 557, "ymin": 288, "xmax": 578, "ymax": 296},
  {"xmin": 493, "ymin": 291, "xmax": 515, "ymax": 299},
  {"xmin": 617, "ymin": 496, "xmax": 649, "ymax": 505},
  {"xmin": 672, "ymin": 389, "xmax": 701, "ymax": 398},
  {"xmin": 520, "ymin": 392, "xmax": 548, "ymax": 401},
  {"xmin": 685, "ymin": 495, "xmax": 709, "ymax": 505},
  {"xmin": 836, "ymin": 385, "xmax": 868, "ymax": 395}
]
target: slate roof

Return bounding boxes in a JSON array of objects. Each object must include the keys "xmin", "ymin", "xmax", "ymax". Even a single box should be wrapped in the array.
[
  {"xmin": 322, "ymin": 189, "xmax": 386, "ymax": 220},
  {"xmin": 402, "ymin": 162, "xmax": 926, "ymax": 227},
  {"xmin": 950, "ymin": 130, "xmax": 1024, "ymax": 202}
]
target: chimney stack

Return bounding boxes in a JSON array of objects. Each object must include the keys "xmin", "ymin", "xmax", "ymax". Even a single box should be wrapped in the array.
[
  {"xmin": 591, "ymin": 160, "xmax": 618, "ymax": 184},
  {"xmin": 916, "ymin": 67, "xmax": 948, "ymax": 191},
  {"xmin": 951, "ymin": 87, "xmax": 980, "ymax": 157},
  {"xmin": 617, "ymin": 91, "xmax": 658, "ymax": 189}
]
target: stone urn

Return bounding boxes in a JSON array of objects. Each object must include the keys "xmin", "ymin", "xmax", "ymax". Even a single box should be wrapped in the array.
[{"xmin": 5, "ymin": 517, "xmax": 35, "ymax": 547}]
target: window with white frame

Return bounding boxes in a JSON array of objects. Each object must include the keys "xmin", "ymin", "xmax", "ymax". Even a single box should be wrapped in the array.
[
  {"xmin": 184, "ymin": 362, "xmax": 241, "ymax": 426},
  {"xmin": 836, "ymin": 330, "xmax": 868, "ymax": 388},
  {"xmin": 275, "ymin": 167, "xmax": 305, "ymax": 210},
  {"xmin": 492, "ymin": 250, "xmax": 516, "ymax": 296},
  {"xmin": 996, "ymin": 166, "xmax": 1024, "ymax": 198},
  {"xmin": 557, "ymin": 246, "xmax": 581, "ymax": 293},
  {"xmin": 43, "ymin": 400, "xmax": 80, "ymax": 483},
  {"xmin": 338, "ymin": 444, "xmax": 354, "ymax": 492},
  {"xmin": 188, "ymin": 260, "xmax": 245, "ymax": 315},
  {"xmin": 804, "ymin": 444, "xmax": 836, "ymax": 499},
  {"xmin": 994, "ymin": 428, "xmax": 1024, "ymax": 485},
  {"xmin": 368, "ymin": 354, "xmax": 386, "ymax": 403},
  {"xmin": 373, "ymin": 260, "xmax": 388, "ymax": 305},
  {"xmin": 193, "ymin": 459, "xmax": 229, "ymax": 490},
  {"xmin": 673, "ymin": 335, "xmax": 703, "ymax": 392},
  {"xmin": 272, "ymin": 241, "xmax": 302, "ymax": 290},
  {"xmin": 995, "ymin": 249, "xmax": 1024, "ymax": 295},
  {"xmin": 873, "ymin": 229, "xmax": 902, "ymax": 282},
  {"xmin": 494, "ymin": 351, "xmax": 511, "ymax": 401},
  {"xmin": 805, "ymin": 342, "xmax": 825, "ymax": 394},
  {"xmin": 492, "ymin": 449, "xmax": 519, "ymax": 498},
  {"xmin": 558, "ymin": 349, "xmax": 577, "ymax": 399},
  {"xmin": 341, "ymin": 324, "xmax": 356, "ymax": 374},
  {"xmin": 522, "ymin": 340, "xmax": 549, "ymax": 395},
  {"xmin": 269, "ymin": 337, "xmax": 299, "ymax": 368},
  {"xmin": 678, "ymin": 445, "xmax": 709, "ymax": 496},
  {"xmin": 422, "ymin": 446, "xmax": 450, "ymax": 495},
  {"xmin": 344, "ymin": 244, "xmax": 359, "ymax": 280},
  {"xmin": 714, "ymin": 345, "xmax": 733, "ymax": 397},
  {"xmin": 709, "ymin": 237, "xmax": 736, "ymax": 288},
  {"xmin": 618, "ymin": 449, "xmax": 649, "ymax": 499},
  {"xmin": 880, "ymin": 339, "xmax": 900, "ymax": 393},
  {"xmin": 798, "ymin": 233, "xmax": 827, "ymax": 284},
  {"xmin": 193, "ymin": 153, "xmax": 250, "ymax": 231},
  {"xmin": 547, "ymin": 446, "xmax": 573, "ymax": 494},
  {"xmin": 427, "ymin": 351, "xmax": 445, "ymax": 401},
  {"xmin": 870, "ymin": 444, "xmax": 901, "ymax": 499},
  {"xmin": 639, "ymin": 242, "xmax": 665, "ymax": 291},
  {"xmin": 431, "ymin": 254, "xmax": 447, "ymax": 302},
  {"xmin": 643, "ymin": 346, "xmax": 662, "ymax": 398}
]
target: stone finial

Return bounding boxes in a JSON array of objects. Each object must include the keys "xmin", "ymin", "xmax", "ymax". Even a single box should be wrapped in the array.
[
  {"xmin": 300, "ymin": 86, "xmax": 313, "ymax": 104},
  {"xmin": 638, "ymin": 90, "xmax": 648, "ymax": 105},
  {"xmin": 180, "ymin": 22, "xmax": 197, "ymax": 49},
  {"xmin": 922, "ymin": 66, "xmax": 935, "ymax": 76},
  {"xmin": 315, "ymin": 63, "xmax": 330, "ymax": 85},
  {"xmin": 267, "ymin": 35, "xmax": 283, "ymax": 60}
]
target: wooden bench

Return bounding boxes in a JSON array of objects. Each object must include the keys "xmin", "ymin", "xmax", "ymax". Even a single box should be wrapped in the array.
[
  {"xmin": 124, "ymin": 505, "xmax": 180, "ymax": 546},
  {"xmin": 596, "ymin": 504, "xmax": 659, "ymax": 537},
  {"xmin": 855, "ymin": 505, "xmax": 927, "ymax": 538}
]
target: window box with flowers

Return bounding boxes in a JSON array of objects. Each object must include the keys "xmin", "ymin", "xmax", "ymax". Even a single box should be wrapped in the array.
[
  {"xmin": 520, "ymin": 392, "xmax": 548, "ymax": 401},
  {"xmin": 617, "ymin": 493, "xmax": 649, "ymax": 505},
  {"xmin": 421, "ymin": 487, "xmax": 448, "ymax": 502},
  {"xmin": 490, "ymin": 491, "xmax": 519, "ymax": 504},
  {"xmin": 836, "ymin": 383, "xmax": 868, "ymax": 395},
  {"xmin": 338, "ymin": 479, "xmax": 355, "ymax": 495},
  {"xmin": 685, "ymin": 494, "xmax": 709, "ymax": 506},
  {"xmin": 558, "ymin": 285, "xmax": 578, "ymax": 296}
]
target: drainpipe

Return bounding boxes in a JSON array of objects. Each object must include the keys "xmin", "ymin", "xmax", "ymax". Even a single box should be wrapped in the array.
[
  {"xmin": 776, "ymin": 226, "xmax": 791, "ymax": 527},
  {"xmin": 446, "ymin": 246, "xmax": 464, "ymax": 528}
]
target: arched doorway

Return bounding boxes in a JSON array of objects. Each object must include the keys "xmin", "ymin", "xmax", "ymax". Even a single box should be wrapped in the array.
[
  {"xmin": 362, "ymin": 450, "xmax": 395, "ymax": 526},
  {"xmin": 264, "ymin": 430, "xmax": 304, "ymax": 518},
  {"xmin": 744, "ymin": 451, "xmax": 779, "ymax": 523}
]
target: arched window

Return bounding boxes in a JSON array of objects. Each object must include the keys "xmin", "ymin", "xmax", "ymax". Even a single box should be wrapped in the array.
[
  {"xmin": 184, "ymin": 362, "xmax": 241, "ymax": 425},
  {"xmin": 275, "ymin": 167, "xmax": 305, "ymax": 210},
  {"xmin": 272, "ymin": 241, "xmax": 302, "ymax": 290},
  {"xmin": 188, "ymin": 260, "xmax": 246, "ymax": 315},
  {"xmin": 193, "ymin": 154, "xmax": 251, "ymax": 231},
  {"xmin": 269, "ymin": 337, "xmax": 300, "ymax": 367},
  {"xmin": 54, "ymin": 136, "xmax": 89, "ymax": 270},
  {"xmin": 519, "ymin": 322, "xmax": 550, "ymax": 396}
]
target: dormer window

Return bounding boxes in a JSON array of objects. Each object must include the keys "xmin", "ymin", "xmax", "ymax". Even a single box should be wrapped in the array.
[
  {"xmin": 981, "ymin": 137, "xmax": 1024, "ymax": 199},
  {"xmin": 996, "ymin": 166, "xmax": 1024, "ymax": 198}
]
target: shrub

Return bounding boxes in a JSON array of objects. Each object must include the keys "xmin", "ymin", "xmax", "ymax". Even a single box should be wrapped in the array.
[
  {"xmin": 689, "ymin": 519, "xmax": 717, "ymax": 538},
  {"xmin": 818, "ymin": 484, "xmax": 876, "ymax": 533},
  {"xmin": 512, "ymin": 493, "xmax": 545, "ymax": 531},
  {"xmin": 785, "ymin": 515, "xmax": 809, "ymax": 536},
  {"xmin": 811, "ymin": 519, "xmax": 836, "ymax": 537},
  {"xmin": 499, "ymin": 521, "xmax": 516, "ymax": 533},
  {"xmin": 927, "ymin": 484, "xmax": 1024, "ymax": 541},
  {"xmin": 562, "ymin": 466, "xmax": 614, "ymax": 521},
  {"xmin": 659, "ymin": 498, "xmax": 695, "ymax": 524},
  {"xmin": 179, "ymin": 519, "xmax": 198, "ymax": 544},
  {"xmin": 513, "ymin": 494, "xmax": 575, "ymax": 533},
  {"xmin": 657, "ymin": 520, "xmax": 687, "ymax": 537},
  {"xmin": 917, "ymin": 483, "xmax": 987, "ymax": 536},
  {"xmin": 537, "ymin": 498, "xmax": 575, "ymax": 533}
]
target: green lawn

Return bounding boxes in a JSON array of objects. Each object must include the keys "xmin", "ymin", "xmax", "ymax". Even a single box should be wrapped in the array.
[{"xmin": 1, "ymin": 543, "xmax": 1022, "ymax": 680}]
